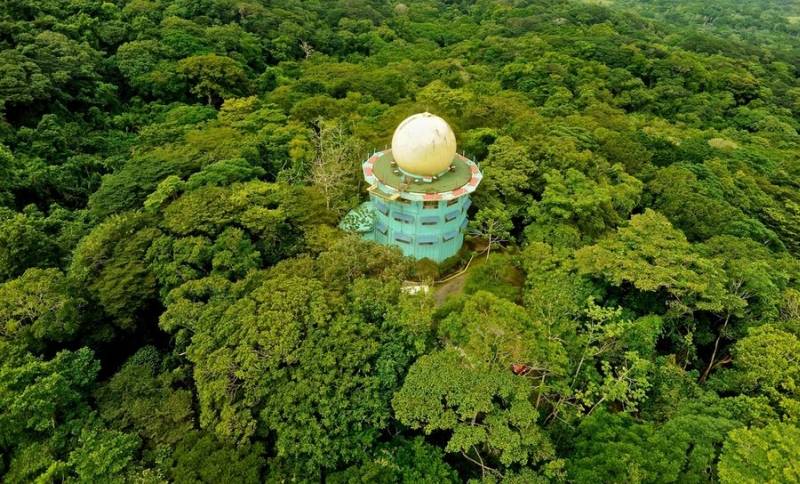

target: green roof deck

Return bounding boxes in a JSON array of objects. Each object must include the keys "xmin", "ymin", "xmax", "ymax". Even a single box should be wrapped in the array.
[{"xmin": 371, "ymin": 150, "xmax": 473, "ymax": 193}]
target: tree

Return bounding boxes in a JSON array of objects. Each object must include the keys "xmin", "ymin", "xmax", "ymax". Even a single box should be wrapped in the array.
[
  {"xmin": 0, "ymin": 343, "xmax": 99, "ymax": 451},
  {"xmin": 162, "ymin": 431, "xmax": 264, "ymax": 484},
  {"xmin": 567, "ymin": 410, "xmax": 658, "ymax": 483},
  {"xmin": 145, "ymin": 234, "xmax": 213, "ymax": 298},
  {"xmin": 575, "ymin": 209, "xmax": 731, "ymax": 316},
  {"xmin": 210, "ymin": 227, "xmax": 262, "ymax": 279},
  {"xmin": 0, "ymin": 268, "xmax": 80, "ymax": 351},
  {"xmin": 115, "ymin": 40, "xmax": 185, "ymax": 98},
  {"xmin": 393, "ymin": 348, "xmax": 559, "ymax": 479},
  {"xmin": 0, "ymin": 31, "xmax": 106, "ymax": 114},
  {"xmin": 68, "ymin": 212, "xmax": 160, "ymax": 334},
  {"xmin": 327, "ymin": 437, "xmax": 458, "ymax": 484},
  {"xmin": 646, "ymin": 162, "xmax": 781, "ymax": 246},
  {"xmin": 470, "ymin": 207, "xmax": 513, "ymax": 259},
  {"xmin": 0, "ymin": 144, "xmax": 16, "ymax": 207},
  {"xmin": 94, "ymin": 346, "xmax": 194, "ymax": 450},
  {"xmin": 567, "ymin": 400, "xmax": 747, "ymax": 484},
  {"xmin": 530, "ymin": 165, "xmax": 642, "ymax": 241},
  {"xmin": 697, "ymin": 236, "xmax": 792, "ymax": 381},
  {"xmin": 438, "ymin": 290, "xmax": 568, "ymax": 383},
  {"xmin": 0, "ymin": 50, "xmax": 51, "ymax": 111},
  {"xmin": 520, "ymin": 242, "xmax": 595, "ymax": 333},
  {"xmin": 3, "ymin": 0, "xmax": 800, "ymax": 480},
  {"xmin": 0, "ymin": 343, "xmax": 134, "ymax": 483},
  {"xmin": 66, "ymin": 427, "xmax": 141, "ymax": 483},
  {"xmin": 176, "ymin": 54, "xmax": 249, "ymax": 105},
  {"xmin": 545, "ymin": 299, "xmax": 661, "ymax": 423},
  {"xmin": 160, "ymin": 242, "xmax": 424, "ymax": 477},
  {"xmin": 309, "ymin": 120, "xmax": 366, "ymax": 213},
  {"xmin": 184, "ymin": 158, "xmax": 265, "ymax": 190},
  {"xmin": 718, "ymin": 422, "xmax": 800, "ymax": 483},
  {"xmin": 469, "ymin": 136, "xmax": 535, "ymax": 220},
  {"xmin": 462, "ymin": 253, "xmax": 523, "ymax": 302},
  {"xmin": 0, "ymin": 208, "xmax": 58, "ymax": 281},
  {"xmin": 715, "ymin": 324, "xmax": 800, "ymax": 407}
]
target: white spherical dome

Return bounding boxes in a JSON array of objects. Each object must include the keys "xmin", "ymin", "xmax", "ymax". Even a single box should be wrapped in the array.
[{"xmin": 391, "ymin": 113, "xmax": 456, "ymax": 176}]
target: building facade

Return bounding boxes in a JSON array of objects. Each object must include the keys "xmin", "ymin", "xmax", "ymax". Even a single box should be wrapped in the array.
[{"xmin": 367, "ymin": 189, "xmax": 471, "ymax": 261}]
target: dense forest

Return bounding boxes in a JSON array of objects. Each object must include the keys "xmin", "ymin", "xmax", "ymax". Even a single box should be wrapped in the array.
[{"xmin": 2, "ymin": 0, "xmax": 800, "ymax": 481}]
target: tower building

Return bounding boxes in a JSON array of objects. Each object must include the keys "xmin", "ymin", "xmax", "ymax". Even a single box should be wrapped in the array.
[{"xmin": 341, "ymin": 112, "xmax": 482, "ymax": 262}]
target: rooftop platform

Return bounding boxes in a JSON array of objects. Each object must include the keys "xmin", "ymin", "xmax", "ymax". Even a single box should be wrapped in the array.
[{"xmin": 363, "ymin": 149, "xmax": 482, "ymax": 202}]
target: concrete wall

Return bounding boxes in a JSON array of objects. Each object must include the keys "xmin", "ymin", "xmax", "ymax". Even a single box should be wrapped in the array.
[{"xmin": 369, "ymin": 193, "xmax": 471, "ymax": 262}]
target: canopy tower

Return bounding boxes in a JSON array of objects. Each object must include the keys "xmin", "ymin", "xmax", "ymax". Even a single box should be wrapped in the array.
[{"xmin": 341, "ymin": 112, "xmax": 482, "ymax": 262}]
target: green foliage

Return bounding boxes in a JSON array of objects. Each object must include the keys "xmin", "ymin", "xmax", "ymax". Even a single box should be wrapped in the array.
[
  {"xmin": 714, "ymin": 324, "xmax": 800, "ymax": 407},
  {"xmin": 393, "ymin": 348, "xmax": 559, "ymax": 476},
  {"xmin": 576, "ymin": 209, "xmax": 731, "ymax": 315},
  {"xmin": 161, "ymin": 431, "xmax": 264, "ymax": 484},
  {"xmin": 462, "ymin": 254, "xmax": 523, "ymax": 302},
  {"xmin": 0, "ymin": 343, "xmax": 141, "ymax": 483},
  {"xmin": 211, "ymin": 227, "xmax": 262, "ymax": 278},
  {"xmin": 328, "ymin": 437, "xmax": 458, "ymax": 484},
  {"xmin": 3, "ymin": 0, "xmax": 800, "ymax": 480},
  {"xmin": 184, "ymin": 158, "xmax": 265, "ymax": 190},
  {"xmin": 0, "ymin": 268, "xmax": 80, "ymax": 351},
  {"xmin": 94, "ymin": 347, "xmax": 194, "ymax": 449},
  {"xmin": 160, "ymin": 240, "xmax": 423, "ymax": 477},
  {"xmin": 0, "ymin": 31, "xmax": 107, "ymax": 112},
  {"xmin": 567, "ymin": 394, "xmax": 757, "ymax": 484},
  {"xmin": 0, "ymin": 144, "xmax": 16, "ymax": 207},
  {"xmin": 309, "ymin": 120, "xmax": 367, "ymax": 213},
  {"xmin": 66, "ymin": 427, "xmax": 141, "ymax": 483},
  {"xmin": 438, "ymin": 291, "xmax": 568, "ymax": 379},
  {"xmin": 530, "ymin": 164, "xmax": 642, "ymax": 241},
  {"xmin": 718, "ymin": 422, "xmax": 800, "ymax": 484},
  {"xmin": 466, "ymin": 135, "xmax": 536, "ymax": 220},
  {"xmin": 177, "ymin": 54, "xmax": 250, "ymax": 105},
  {"xmin": 566, "ymin": 410, "xmax": 657, "ymax": 483},
  {"xmin": 68, "ymin": 212, "xmax": 159, "ymax": 333},
  {"xmin": 564, "ymin": 300, "xmax": 661, "ymax": 417},
  {"xmin": 0, "ymin": 344, "xmax": 99, "ymax": 449},
  {"xmin": 469, "ymin": 206, "xmax": 513, "ymax": 256},
  {"xmin": 647, "ymin": 162, "xmax": 781, "ymax": 247},
  {"xmin": 0, "ymin": 208, "xmax": 58, "ymax": 281}
]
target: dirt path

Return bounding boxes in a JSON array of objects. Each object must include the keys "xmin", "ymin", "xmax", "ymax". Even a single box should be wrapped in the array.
[
  {"xmin": 432, "ymin": 253, "xmax": 487, "ymax": 305},
  {"xmin": 433, "ymin": 270, "xmax": 468, "ymax": 305}
]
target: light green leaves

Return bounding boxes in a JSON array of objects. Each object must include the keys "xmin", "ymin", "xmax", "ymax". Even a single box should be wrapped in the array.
[
  {"xmin": 393, "ymin": 348, "xmax": 556, "ymax": 474},
  {"xmin": 576, "ymin": 209, "xmax": 730, "ymax": 315},
  {"xmin": 0, "ymin": 268, "xmax": 80, "ymax": 350},
  {"xmin": 176, "ymin": 54, "xmax": 249, "ymax": 105},
  {"xmin": 719, "ymin": 422, "xmax": 800, "ymax": 484}
]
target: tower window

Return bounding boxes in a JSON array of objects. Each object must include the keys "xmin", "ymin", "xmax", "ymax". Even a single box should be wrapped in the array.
[
  {"xmin": 421, "ymin": 215, "xmax": 438, "ymax": 225},
  {"xmin": 443, "ymin": 231, "xmax": 458, "ymax": 241},
  {"xmin": 394, "ymin": 233, "xmax": 412, "ymax": 244},
  {"xmin": 445, "ymin": 210, "xmax": 459, "ymax": 222},
  {"xmin": 376, "ymin": 221, "xmax": 388, "ymax": 234},
  {"xmin": 417, "ymin": 234, "xmax": 437, "ymax": 245},
  {"xmin": 393, "ymin": 212, "xmax": 414, "ymax": 224},
  {"xmin": 447, "ymin": 198, "xmax": 459, "ymax": 207},
  {"xmin": 374, "ymin": 201, "xmax": 389, "ymax": 215},
  {"xmin": 423, "ymin": 201, "xmax": 438, "ymax": 209}
]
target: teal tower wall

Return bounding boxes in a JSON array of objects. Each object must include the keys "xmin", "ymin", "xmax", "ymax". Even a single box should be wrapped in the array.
[{"xmin": 367, "ymin": 193, "xmax": 471, "ymax": 262}]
